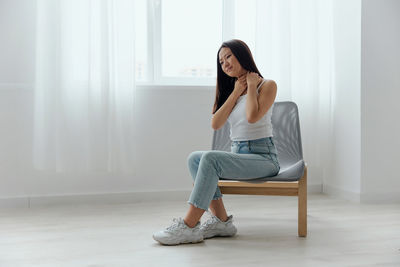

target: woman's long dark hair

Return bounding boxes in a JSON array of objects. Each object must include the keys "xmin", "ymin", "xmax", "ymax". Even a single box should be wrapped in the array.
[{"xmin": 212, "ymin": 39, "xmax": 263, "ymax": 114}]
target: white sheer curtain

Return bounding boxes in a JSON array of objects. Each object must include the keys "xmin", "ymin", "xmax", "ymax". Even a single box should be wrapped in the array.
[
  {"xmin": 252, "ymin": 0, "xmax": 335, "ymax": 181},
  {"xmin": 34, "ymin": 0, "xmax": 136, "ymax": 173}
]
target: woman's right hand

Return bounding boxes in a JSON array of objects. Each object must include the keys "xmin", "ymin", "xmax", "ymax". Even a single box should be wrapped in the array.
[
  {"xmin": 232, "ymin": 74, "xmax": 247, "ymax": 97},
  {"xmin": 211, "ymin": 74, "xmax": 247, "ymax": 130}
]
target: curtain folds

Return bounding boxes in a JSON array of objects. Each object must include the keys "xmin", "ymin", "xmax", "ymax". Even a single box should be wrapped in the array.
[
  {"xmin": 254, "ymin": 0, "xmax": 335, "ymax": 180},
  {"xmin": 33, "ymin": 0, "xmax": 335, "ymax": 180},
  {"xmin": 34, "ymin": 0, "xmax": 136, "ymax": 173}
]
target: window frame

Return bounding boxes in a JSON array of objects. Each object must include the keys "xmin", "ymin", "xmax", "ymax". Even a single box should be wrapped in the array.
[{"xmin": 138, "ymin": 0, "xmax": 235, "ymax": 86}]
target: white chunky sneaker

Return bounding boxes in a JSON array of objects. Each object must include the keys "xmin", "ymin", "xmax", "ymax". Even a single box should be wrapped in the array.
[
  {"xmin": 153, "ymin": 217, "xmax": 204, "ymax": 245},
  {"xmin": 200, "ymin": 212, "xmax": 237, "ymax": 239}
]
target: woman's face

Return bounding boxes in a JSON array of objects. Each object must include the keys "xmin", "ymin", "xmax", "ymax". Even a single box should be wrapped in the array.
[{"xmin": 218, "ymin": 47, "xmax": 246, "ymax": 78}]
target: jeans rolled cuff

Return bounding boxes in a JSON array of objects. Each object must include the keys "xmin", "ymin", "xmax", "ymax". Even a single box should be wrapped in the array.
[
  {"xmin": 187, "ymin": 200, "xmax": 209, "ymax": 211},
  {"xmin": 212, "ymin": 195, "xmax": 223, "ymax": 200}
]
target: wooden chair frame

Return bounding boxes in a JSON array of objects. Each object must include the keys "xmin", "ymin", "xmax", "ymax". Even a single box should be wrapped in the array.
[{"xmin": 217, "ymin": 165, "xmax": 307, "ymax": 237}]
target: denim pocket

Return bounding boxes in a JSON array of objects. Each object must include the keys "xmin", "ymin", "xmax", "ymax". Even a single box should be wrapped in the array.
[
  {"xmin": 267, "ymin": 138, "xmax": 278, "ymax": 155},
  {"xmin": 248, "ymin": 142, "xmax": 270, "ymax": 154}
]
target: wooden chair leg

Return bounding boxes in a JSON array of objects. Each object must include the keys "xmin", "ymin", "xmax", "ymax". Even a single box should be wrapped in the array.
[{"xmin": 298, "ymin": 166, "xmax": 307, "ymax": 237}]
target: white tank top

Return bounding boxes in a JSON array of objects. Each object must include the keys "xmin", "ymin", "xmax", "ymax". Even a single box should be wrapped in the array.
[{"xmin": 227, "ymin": 79, "xmax": 274, "ymax": 141}]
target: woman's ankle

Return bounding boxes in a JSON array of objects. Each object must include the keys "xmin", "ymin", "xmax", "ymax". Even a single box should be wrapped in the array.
[
  {"xmin": 183, "ymin": 218, "xmax": 199, "ymax": 228},
  {"xmin": 218, "ymin": 215, "xmax": 228, "ymax": 222}
]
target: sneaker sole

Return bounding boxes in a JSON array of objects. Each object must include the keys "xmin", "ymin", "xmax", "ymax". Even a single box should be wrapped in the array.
[
  {"xmin": 153, "ymin": 235, "xmax": 204, "ymax": 246},
  {"xmin": 203, "ymin": 228, "xmax": 237, "ymax": 239}
]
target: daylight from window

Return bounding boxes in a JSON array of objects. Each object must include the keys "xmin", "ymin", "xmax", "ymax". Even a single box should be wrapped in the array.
[
  {"xmin": 161, "ymin": 0, "xmax": 222, "ymax": 78},
  {"xmin": 134, "ymin": 0, "xmax": 257, "ymax": 84}
]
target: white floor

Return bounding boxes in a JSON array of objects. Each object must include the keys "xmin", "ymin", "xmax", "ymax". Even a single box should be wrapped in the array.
[{"xmin": 0, "ymin": 193, "xmax": 399, "ymax": 267}]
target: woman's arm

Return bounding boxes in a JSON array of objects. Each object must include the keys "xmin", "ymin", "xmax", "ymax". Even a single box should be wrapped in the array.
[
  {"xmin": 211, "ymin": 91, "xmax": 241, "ymax": 130},
  {"xmin": 245, "ymin": 75, "xmax": 277, "ymax": 124},
  {"xmin": 211, "ymin": 76, "xmax": 247, "ymax": 130}
]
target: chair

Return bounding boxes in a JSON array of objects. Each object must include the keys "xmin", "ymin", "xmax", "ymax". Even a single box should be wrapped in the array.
[{"xmin": 213, "ymin": 101, "xmax": 307, "ymax": 237}]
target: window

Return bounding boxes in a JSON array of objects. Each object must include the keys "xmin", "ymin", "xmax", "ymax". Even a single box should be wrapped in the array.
[
  {"xmin": 234, "ymin": 0, "xmax": 256, "ymax": 55},
  {"xmin": 161, "ymin": 0, "xmax": 222, "ymax": 81},
  {"xmin": 135, "ymin": 0, "xmax": 252, "ymax": 86}
]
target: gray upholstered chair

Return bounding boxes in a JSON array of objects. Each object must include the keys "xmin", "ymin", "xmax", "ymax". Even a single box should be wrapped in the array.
[{"xmin": 213, "ymin": 101, "xmax": 307, "ymax": 237}]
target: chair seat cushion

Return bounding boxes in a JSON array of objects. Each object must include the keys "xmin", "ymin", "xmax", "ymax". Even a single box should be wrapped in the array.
[{"xmin": 220, "ymin": 160, "xmax": 305, "ymax": 183}]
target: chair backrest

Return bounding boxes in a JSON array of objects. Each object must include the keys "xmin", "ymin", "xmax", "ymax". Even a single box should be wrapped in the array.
[{"xmin": 211, "ymin": 101, "xmax": 303, "ymax": 170}]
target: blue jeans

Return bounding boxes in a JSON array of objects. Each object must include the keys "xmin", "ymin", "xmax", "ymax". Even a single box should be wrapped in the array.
[{"xmin": 187, "ymin": 137, "xmax": 280, "ymax": 211}]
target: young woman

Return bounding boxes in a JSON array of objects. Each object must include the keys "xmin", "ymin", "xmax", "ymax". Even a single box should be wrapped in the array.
[{"xmin": 153, "ymin": 39, "xmax": 280, "ymax": 245}]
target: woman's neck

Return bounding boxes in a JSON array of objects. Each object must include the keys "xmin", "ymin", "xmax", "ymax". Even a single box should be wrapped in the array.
[{"xmin": 237, "ymin": 71, "xmax": 247, "ymax": 79}]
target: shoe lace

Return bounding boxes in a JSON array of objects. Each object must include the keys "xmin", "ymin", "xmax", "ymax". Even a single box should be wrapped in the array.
[
  {"xmin": 202, "ymin": 213, "xmax": 220, "ymax": 230},
  {"xmin": 165, "ymin": 218, "xmax": 185, "ymax": 232}
]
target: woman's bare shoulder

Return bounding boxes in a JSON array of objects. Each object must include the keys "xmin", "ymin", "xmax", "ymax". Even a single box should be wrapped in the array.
[{"xmin": 259, "ymin": 79, "xmax": 277, "ymax": 93}]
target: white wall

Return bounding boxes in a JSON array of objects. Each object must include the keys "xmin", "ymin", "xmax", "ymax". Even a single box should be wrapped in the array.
[
  {"xmin": 361, "ymin": 0, "xmax": 400, "ymax": 203},
  {"xmin": 0, "ymin": 0, "xmax": 35, "ymax": 85},
  {"xmin": 0, "ymin": 0, "xmax": 37, "ymax": 199}
]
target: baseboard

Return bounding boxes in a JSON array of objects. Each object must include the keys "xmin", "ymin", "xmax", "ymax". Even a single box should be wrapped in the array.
[
  {"xmin": 323, "ymin": 184, "xmax": 361, "ymax": 203},
  {"xmin": 0, "ymin": 190, "xmax": 192, "ymax": 209}
]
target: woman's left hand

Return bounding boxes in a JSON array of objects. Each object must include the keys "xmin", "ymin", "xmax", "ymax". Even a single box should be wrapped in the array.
[{"xmin": 246, "ymin": 72, "xmax": 262, "ymax": 89}]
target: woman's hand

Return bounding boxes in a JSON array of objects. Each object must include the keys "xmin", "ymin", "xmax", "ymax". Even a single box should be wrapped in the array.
[
  {"xmin": 246, "ymin": 72, "xmax": 263, "ymax": 89},
  {"xmin": 232, "ymin": 74, "xmax": 247, "ymax": 97}
]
